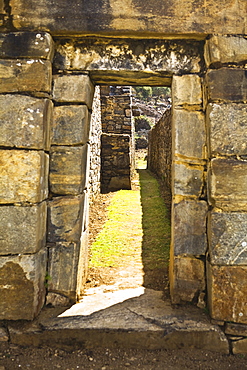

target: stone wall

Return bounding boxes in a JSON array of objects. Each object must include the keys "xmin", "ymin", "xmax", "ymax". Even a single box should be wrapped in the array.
[{"xmin": 148, "ymin": 108, "xmax": 172, "ymax": 193}]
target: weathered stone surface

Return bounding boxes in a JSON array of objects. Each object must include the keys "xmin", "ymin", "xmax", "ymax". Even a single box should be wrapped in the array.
[
  {"xmin": 208, "ymin": 211, "xmax": 247, "ymax": 265},
  {"xmin": 206, "ymin": 68, "xmax": 247, "ymax": 103},
  {"xmin": 172, "ymin": 199, "xmax": 207, "ymax": 256},
  {"xmin": 207, "ymin": 263, "xmax": 247, "ymax": 324},
  {"xmin": 0, "ymin": 150, "xmax": 49, "ymax": 204},
  {"xmin": 205, "ymin": 35, "xmax": 247, "ymax": 67},
  {"xmin": 48, "ymin": 242, "xmax": 83, "ymax": 302},
  {"xmin": 232, "ymin": 338, "xmax": 247, "ymax": 355},
  {"xmin": 172, "ymin": 75, "xmax": 202, "ymax": 106},
  {"xmin": 207, "ymin": 103, "xmax": 247, "ymax": 156},
  {"xmin": 0, "ymin": 32, "xmax": 54, "ymax": 60},
  {"xmin": 0, "ymin": 202, "xmax": 47, "ymax": 255},
  {"xmin": 55, "ymin": 38, "xmax": 203, "ymax": 74},
  {"xmin": 49, "ymin": 145, "xmax": 88, "ymax": 195},
  {"xmin": 0, "ymin": 327, "xmax": 8, "ymax": 342},
  {"xmin": 170, "ymin": 256, "xmax": 205, "ymax": 304},
  {"xmin": 0, "ymin": 59, "xmax": 52, "ymax": 93},
  {"xmin": 173, "ymin": 109, "xmax": 206, "ymax": 159},
  {"xmin": 0, "ymin": 95, "xmax": 52, "ymax": 150},
  {"xmin": 0, "ymin": 248, "xmax": 47, "ymax": 320},
  {"xmin": 225, "ymin": 322, "xmax": 247, "ymax": 337},
  {"xmin": 209, "ymin": 158, "xmax": 247, "ymax": 211},
  {"xmin": 46, "ymin": 292, "xmax": 70, "ymax": 307},
  {"xmin": 47, "ymin": 195, "xmax": 85, "ymax": 243},
  {"xmin": 53, "ymin": 75, "xmax": 94, "ymax": 109},
  {"xmin": 52, "ymin": 105, "xmax": 90, "ymax": 145},
  {"xmin": 173, "ymin": 162, "xmax": 204, "ymax": 197},
  {"xmin": 10, "ymin": 0, "xmax": 247, "ymax": 37},
  {"xmin": 76, "ymin": 229, "xmax": 88, "ymax": 298}
]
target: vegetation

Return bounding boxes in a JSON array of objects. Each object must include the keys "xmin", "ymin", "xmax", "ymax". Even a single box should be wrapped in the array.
[{"xmin": 134, "ymin": 86, "xmax": 171, "ymax": 100}]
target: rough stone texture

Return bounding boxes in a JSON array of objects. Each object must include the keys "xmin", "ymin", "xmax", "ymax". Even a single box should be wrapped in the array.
[
  {"xmin": 206, "ymin": 68, "xmax": 247, "ymax": 103},
  {"xmin": 207, "ymin": 263, "xmax": 247, "ymax": 324},
  {"xmin": 173, "ymin": 108, "xmax": 206, "ymax": 159},
  {"xmin": 54, "ymin": 38, "xmax": 203, "ymax": 74},
  {"xmin": 0, "ymin": 32, "xmax": 54, "ymax": 60},
  {"xmin": 205, "ymin": 35, "xmax": 247, "ymax": 67},
  {"xmin": 173, "ymin": 162, "xmax": 204, "ymax": 197},
  {"xmin": 232, "ymin": 338, "xmax": 247, "ymax": 355},
  {"xmin": 170, "ymin": 257, "xmax": 205, "ymax": 304},
  {"xmin": 49, "ymin": 145, "xmax": 88, "ymax": 195},
  {"xmin": 0, "ymin": 150, "xmax": 49, "ymax": 204},
  {"xmin": 0, "ymin": 59, "xmax": 52, "ymax": 93},
  {"xmin": 225, "ymin": 323, "xmax": 247, "ymax": 337},
  {"xmin": 172, "ymin": 199, "xmax": 207, "ymax": 256},
  {"xmin": 46, "ymin": 292, "xmax": 70, "ymax": 307},
  {"xmin": 0, "ymin": 202, "xmax": 47, "ymax": 255},
  {"xmin": 172, "ymin": 75, "xmax": 202, "ymax": 106},
  {"xmin": 52, "ymin": 105, "xmax": 90, "ymax": 145},
  {"xmin": 10, "ymin": 0, "xmax": 247, "ymax": 36},
  {"xmin": 47, "ymin": 195, "xmax": 85, "ymax": 243},
  {"xmin": 208, "ymin": 211, "xmax": 247, "ymax": 265},
  {"xmin": 209, "ymin": 158, "xmax": 247, "ymax": 211},
  {"xmin": 0, "ymin": 94, "xmax": 52, "ymax": 150},
  {"xmin": 48, "ymin": 241, "xmax": 84, "ymax": 302},
  {"xmin": 207, "ymin": 103, "xmax": 247, "ymax": 156},
  {"xmin": 0, "ymin": 248, "xmax": 47, "ymax": 320},
  {"xmin": 0, "ymin": 327, "xmax": 8, "ymax": 342},
  {"xmin": 148, "ymin": 109, "xmax": 172, "ymax": 193},
  {"xmin": 53, "ymin": 74, "xmax": 94, "ymax": 109}
]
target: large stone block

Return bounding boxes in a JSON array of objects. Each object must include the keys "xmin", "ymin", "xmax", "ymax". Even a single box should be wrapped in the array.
[
  {"xmin": 0, "ymin": 150, "xmax": 49, "ymax": 204},
  {"xmin": 172, "ymin": 75, "xmax": 202, "ymax": 106},
  {"xmin": 173, "ymin": 162, "xmax": 204, "ymax": 197},
  {"xmin": 173, "ymin": 109, "xmax": 206, "ymax": 159},
  {"xmin": 170, "ymin": 256, "xmax": 205, "ymax": 304},
  {"xmin": 53, "ymin": 75, "xmax": 94, "ymax": 109},
  {"xmin": 0, "ymin": 94, "xmax": 52, "ymax": 150},
  {"xmin": 205, "ymin": 35, "xmax": 247, "ymax": 67},
  {"xmin": 47, "ymin": 195, "xmax": 85, "ymax": 243},
  {"xmin": 207, "ymin": 263, "xmax": 247, "ymax": 324},
  {"xmin": 49, "ymin": 145, "xmax": 88, "ymax": 195},
  {"xmin": 0, "ymin": 59, "xmax": 52, "ymax": 93},
  {"xmin": 52, "ymin": 105, "xmax": 90, "ymax": 145},
  {"xmin": 47, "ymin": 241, "xmax": 84, "ymax": 302},
  {"xmin": 232, "ymin": 338, "xmax": 247, "ymax": 355},
  {"xmin": 206, "ymin": 103, "xmax": 247, "ymax": 156},
  {"xmin": 0, "ymin": 248, "xmax": 47, "ymax": 320},
  {"xmin": 172, "ymin": 199, "xmax": 207, "ymax": 256},
  {"xmin": 209, "ymin": 158, "xmax": 247, "ymax": 211},
  {"xmin": 0, "ymin": 202, "xmax": 47, "ymax": 255},
  {"xmin": 0, "ymin": 32, "xmax": 54, "ymax": 60},
  {"xmin": 206, "ymin": 68, "xmax": 247, "ymax": 103},
  {"xmin": 208, "ymin": 211, "xmax": 247, "ymax": 265}
]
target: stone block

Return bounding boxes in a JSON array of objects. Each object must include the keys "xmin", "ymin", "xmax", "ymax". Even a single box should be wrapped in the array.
[
  {"xmin": 53, "ymin": 75, "xmax": 94, "ymax": 109},
  {"xmin": 207, "ymin": 263, "xmax": 247, "ymax": 324},
  {"xmin": 0, "ymin": 32, "xmax": 54, "ymax": 60},
  {"xmin": 173, "ymin": 109, "xmax": 206, "ymax": 159},
  {"xmin": 52, "ymin": 105, "xmax": 90, "ymax": 145},
  {"xmin": 206, "ymin": 103, "xmax": 247, "ymax": 156},
  {"xmin": 208, "ymin": 211, "xmax": 247, "ymax": 265},
  {"xmin": 0, "ymin": 248, "xmax": 47, "ymax": 320},
  {"xmin": 47, "ymin": 195, "xmax": 85, "ymax": 243},
  {"xmin": 0, "ymin": 94, "xmax": 52, "ymax": 150},
  {"xmin": 47, "ymin": 241, "xmax": 83, "ymax": 302},
  {"xmin": 206, "ymin": 68, "xmax": 247, "ymax": 102},
  {"xmin": 172, "ymin": 199, "xmax": 207, "ymax": 256},
  {"xmin": 232, "ymin": 338, "xmax": 247, "ymax": 355},
  {"xmin": 172, "ymin": 75, "xmax": 202, "ymax": 106},
  {"xmin": 0, "ymin": 202, "xmax": 47, "ymax": 255},
  {"xmin": 173, "ymin": 162, "xmax": 204, "ymax": 197},
  {"xmin": 170, "ymin": 256, "xmax": 205, "ymax": 304},
  {"xmin": 209, "ymin": 158, "xmax": 247, "ymax": 211},
  {"xmin": 225, "ymin": 323, "xmax": 247, "ymax": 337},
  {"xmin": 205, "ymin": 35, "xmax": 247, "ymax": 67},
  {"xmin": 0, "ymin": 59, "xmax": 52, "ymax": 93},
  {"xmin": 49, "ymin": 145, "xmax": 88, "ymax": 195},
  {"xmin": 0, "ymin": 150, "xmax": 49, "ymax": 204}
]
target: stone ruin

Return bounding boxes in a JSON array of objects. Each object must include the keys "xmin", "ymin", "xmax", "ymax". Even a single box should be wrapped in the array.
[{"xmin": 0, "ymin": 0, "xmax": 247, "ymax": 349}]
